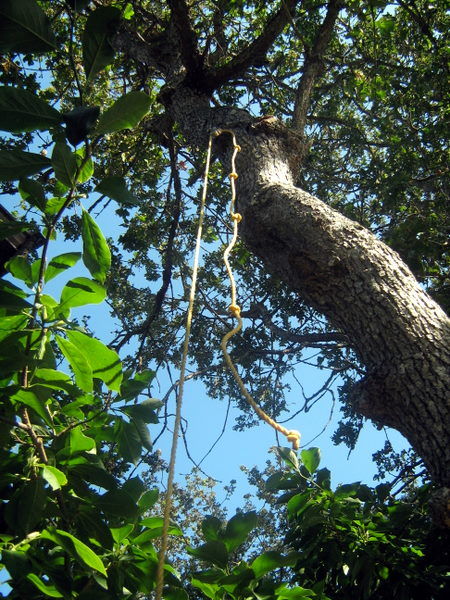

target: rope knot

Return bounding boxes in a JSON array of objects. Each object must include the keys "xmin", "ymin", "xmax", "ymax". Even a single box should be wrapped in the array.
[
  {"xmin": 286, "ymin": 430, "xmax": 301, "ymax": 450},
  {"xmin": 229, "ymin": 172, "xmax": 238, "ymax": 179},
  {"xmin": 234, "ymin": 144, "xmax": 241, "ymax": 152},
  {"xmin": 228, "ymin": 303, "xmax": 241, "ymax": 318},
  {"xmin": 232, "ymin": 212, "xmax": 242, "ymax": 223}
]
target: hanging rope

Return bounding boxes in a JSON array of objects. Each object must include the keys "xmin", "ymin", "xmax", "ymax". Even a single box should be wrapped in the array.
[
  {"xmin": 154, "ymin": 134, "xmax": 215, "ymax": 600},
  {"xmin": 155, "ymin": 129, "xmax": 300, "ymax": 600},
  {"xmin": 219, "ymin": 130, "xmax": 301, "ymax": 452}
]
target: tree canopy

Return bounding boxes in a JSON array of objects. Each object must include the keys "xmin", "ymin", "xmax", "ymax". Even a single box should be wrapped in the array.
[{"xmin": 0, "ymin": 0, "xmax": 449, "ymax": 598}]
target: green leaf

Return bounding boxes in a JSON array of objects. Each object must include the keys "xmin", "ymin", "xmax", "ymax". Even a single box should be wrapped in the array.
[
  {"xmin": 187, "ymin": 541, "xmax": 229, "ymax": 568},
  {"xmin": 55, "ymin": 335, "xmax": 93, "ymax": 392},
  {"xmin": 45, "ymin": 252, "xmax": 81, "ymax": 283},
  {"xmin": 75, "ymin": 147, "xmax": 94, "ymax": 183},
  {"xmin": 275, "ymin": 584, "xmax": 315, "ymax": 599},
  {"xmin": 97, "ymin": 488, "xmax": 138, "ymax": 518},
  {"xmin": 32, "ymin": 368, "xmax": 75, "ymax": 393},
  {"xmin": 251, "ymin": 551, "xmax": 298, "ymax": 578},
  {"xmin": 82, "ymin": 6, "xmax": 121, "ymax": 81},
  {"xmin": 19, "ymin": 178, "xmax": 46, "ymax": 211},
  {"xmin": 81, "ymin": 209, "xmax": 111, "ymax": 283},
  {"xmin": 41, "ymin": 528, "xmax": 107, "ymax": 576},
  {"xmin": 132, "ymin": 417, "xmax": 152, "ymax": 450},
  {"xmin": 0, "ymin": 0, "xmax": 57, "ymax": 53},
  {"xmin": 5, "ymin": 478, "xmax": 47, "ymax": 535},
  {"xmin": 0, "ymin": 220, "xmax": 32, "ymax": 240},
  {"xmin": 65, "ymin": 329, "xmax": 122, "ymax": 391},
  {"xmin": 52, "ymin": 141, "xmax": 77, "ymax": 187},
  {"xmin": 0, "ymin": 86, "xmax": 61, "ymax": 133},
  {"xmin": 0, "ymin": 314, "xmax": 28, "ymax": 343},
  {"xmin": 69, "ymin": 462, "xmax": 116, "ymax": 490},
  {"xmin": 276, "ymin": 446, "xmax": 300, "ymax": 471},
  {"xmin": 223, "ymin": 511, "xmax": 257, "ymax": 552},
  {"xmin": 0, "ymin": 149, "xmax": 51, "ymax": 181},
  {"xmin": 111, "ymin": 523, "xmax": 134, "ymax": 544},
  {"xmin": 41, "ymin": 465, "xmax": 68, "ymax": 490},
  {"xmin": 117, "ymin": 420, "xmax": 142, "ymax": 464},
  {"xmin": 202, "ymin": 516, "xmax": 223, "ymax": 542},
  {"xmin": 95, "ymin": 175, "xmax": 139, "ymax": 206},
  {"xmin": 5, "ymin": 255, "xmax": 33, "ymax": 286},
  {"xmin": 69, "ymin": 427, "xmax": 96, "ymax": 453},
  {"xmin": 95, "ymin": 91, "xmax": 151, "ymax": 135},
  {"xmin": 122, "ymin": 398, "xmax": 161, "ymax": 423},
  {"xmin": 120, "ymin": 369, "xmax": 155, "ymax": 400},
  {"xmin": 58, "ymin": 277, "xmax": 106, "ymax": 314},
  {"xmin": 63, "ymin": 106, "xmax": 100, "ymax": 146},
  {"xmin": 138, "ymin": 488, "xmax": 159, "ymax": 511},
  {"xmin": 27, "ymin": 573, "xmax": 63, "ymax": 598},
  {"xmin": 301, "ymin": 447, "xmax": 321, "ymax": 474},
  {"xmin": 10, "ymin": 388, "xmax": 52, "ymax": 424}
]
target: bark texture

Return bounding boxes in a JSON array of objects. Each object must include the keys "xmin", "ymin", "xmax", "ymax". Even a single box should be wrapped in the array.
[{"xmin": 167, "ymin": 88, "xmax": 450, "ymax": 493}]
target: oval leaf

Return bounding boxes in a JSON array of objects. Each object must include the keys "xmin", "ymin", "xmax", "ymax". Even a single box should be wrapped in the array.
[
  {"xmin": 58, "ymin": 277, "xmax": 106, "ymax": 314},
  {"xmin": 82, "ymin": 6, "xmax": 121, "ymax": 81},
  {"xmin": 0, "ymin": 149, "xmax": 51, "ymax": 181},
  {"xmin": 95, "ymin": 175, "xmax": 138, "ymax": 206},
  {"xmin": 0, "ymin": 0, "xmax": 57, "ymax": 53},
  {"xmin": 55, "ymin": 335, "xmax": 93, "ymax": 392},
  {"xmin": 81, "ymin": 209, "xmax": 111, "ymax": 283},
  {"xmin": 66, "ymin": 329, "xmax": 122, "ymax": 391},
  {"xmin": 52, "ymin": 141, "xmax": 77, "ymax": 187},
  {"xmin": 95, "ymin": 91, "xmax": 151, "ymax": 135},
  {"xmin": 0, "ymin": 86, "xmax": 61, "ymax": 133},
  {"xmin": 300, "ymin": 447, "xmax": 321, "ymax": 474},
  {"xmin": 41, "ymin": 465, "xmax": 68, "ymax": 490},
  {"xmin": 42, "ymin": 528, "xmax": 106, "ymax": 576},
  {"xmin": 45, "ymin": 252, "xmax": 81, "ymax": 283}
]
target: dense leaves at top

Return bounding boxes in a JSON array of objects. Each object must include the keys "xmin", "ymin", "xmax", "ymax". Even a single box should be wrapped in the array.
[{"xmin": 0, "ymin": 0, "xmax": 448, "ymax": 598}]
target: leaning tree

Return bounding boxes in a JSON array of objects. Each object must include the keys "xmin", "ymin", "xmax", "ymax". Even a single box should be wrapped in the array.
[
  {"xmin": 1, "ymin": 0, "xmax": 448, "ymax": 523},
  {"xmin": 112, "ymin": 0, "xmax": 449, "ymax": 515}
]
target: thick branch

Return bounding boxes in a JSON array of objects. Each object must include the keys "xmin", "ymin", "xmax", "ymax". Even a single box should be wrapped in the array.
[
  {"xmin": 202, "ymin": 0, "xmax": 300, "ymax": 92},
  {"xmin": 167, "ymin": 0, "xmax": 204, "ymax": 81},
  {"xmin": 292, "ymin": 0, "xmax": 344, "ymax": 133}
]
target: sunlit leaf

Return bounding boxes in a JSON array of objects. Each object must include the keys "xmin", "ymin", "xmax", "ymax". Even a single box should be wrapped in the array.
[
  {"xmin": 41, "ymin": 465, "xmax": 68, "ymax": 490},
  {"xmin": 81, "ymin": 209, "xmax": 111, "ymax": 284},
  {"xmin": 301, "ymin": 447, "xmax": 321, "ymax": 474},
  {"xmin": 41, "ymin": 528, "xmax": 107, "ymax": 576},
  {"xmin": 66, "ymin": 329, "xmax": 122, "ymax": 391},
  {"xmin": 58, "ymin": 277, "xmax": 106, "ymax": 314},
  {"xmin": 55, "ymin": 335, "xmax": 93, "ymax": 392},
  {"xmin": 27, "ymin": 573, "xmax": 63, "ymax": 598},
  {"xmin": 45, "ymin": 252, "xmax": 81, "ymax": 283},
  {"xmin": 52, "ymin": 141, "xmax": 77, "ymax": 187},
  {"xmin": 95, "ymin": 91, "xmax": 151, "ymax": 135}
]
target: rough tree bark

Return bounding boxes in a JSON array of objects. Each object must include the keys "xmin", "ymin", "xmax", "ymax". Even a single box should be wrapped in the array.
[{"xmin": 113, "ymin": 0, "xmax": 450, "ymax": 523}]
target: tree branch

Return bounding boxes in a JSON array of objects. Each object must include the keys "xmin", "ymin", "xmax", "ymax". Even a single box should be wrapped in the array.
[
  {"xmin": 202, "ymin": 0, "xmax": 300, "ymax": 92},
  {"xmin": 167, "ymin": 0, "xmax": 204, "ymax": 82},
  {"xmin": 292, "ymin": 0, "xmax": 344, "ymax": 134}
]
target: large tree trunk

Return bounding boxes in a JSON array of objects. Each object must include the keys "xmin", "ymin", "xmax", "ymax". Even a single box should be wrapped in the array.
[{"xmin": 167, "ymin": 88, "xmax": 450, "ymax": 496}]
